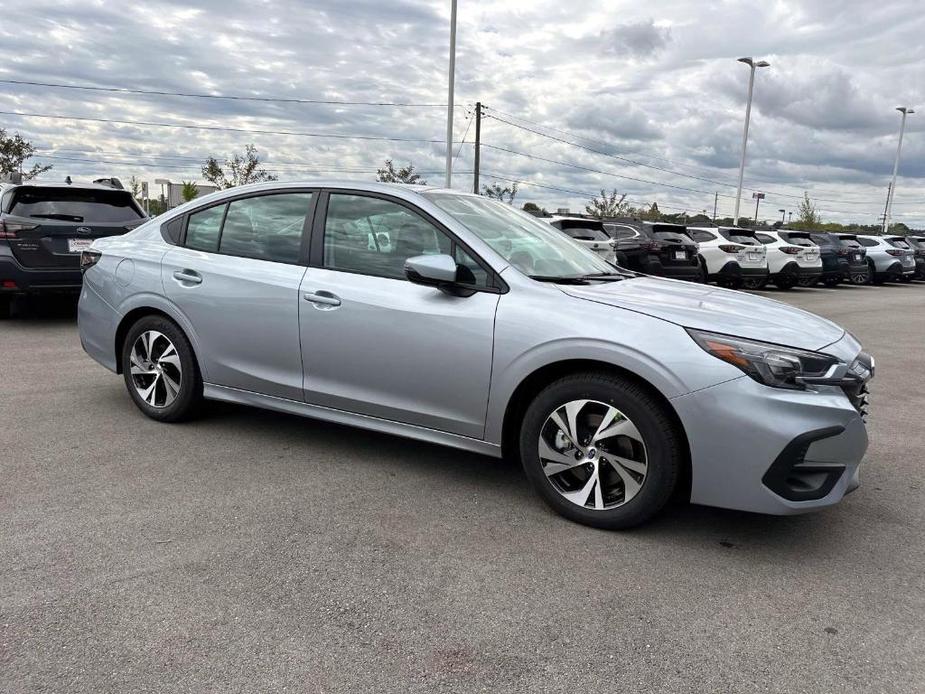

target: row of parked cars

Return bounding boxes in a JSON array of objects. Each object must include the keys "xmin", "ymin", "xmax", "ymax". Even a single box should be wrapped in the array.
[{"xmin": 546, "ymin": 216, "xmax": 925, "ymax": 290}]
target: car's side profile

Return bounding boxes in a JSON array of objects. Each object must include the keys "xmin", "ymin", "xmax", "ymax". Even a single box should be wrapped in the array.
[
  {"xmin": 601, "ymin": 221, "xmax": 701, "ymax": 281},
  {"xmin": 808, "ymin": 232, "xmax": 870, "ymax": 287},
  {"xmin": 856, "ymin": 234, "xmax": 916, "ymax": 284},
  {"xmin": 686, "ymin": 226, "xmax": 769, "ymax": 289},
  {"xmin": 79, "ymin": 182, "xmax": 873, "ymax": 529},
  {"xmin": 754, "ymin": 230, "xmax": 822, "ymax": 289}
]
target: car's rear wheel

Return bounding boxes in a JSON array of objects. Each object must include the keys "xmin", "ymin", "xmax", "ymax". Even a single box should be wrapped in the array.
[
  {"xmin": 742, "ymin": 277, "xmax": 767, "ymax": 290},
  {"xmin": 519, "ymin": 373, "xmax": 682, "ymax": 529},
  {"xmin": 774, "ymin": 274, "xmax": 796, "ymax": 290},
  {"xmin": 823, "ymin": 277, "xmax": 841, "ymax": 287},
  {"xmin": 121, "ymin": 315, "xmax": 202, "ymax": 422},
  {"xmin": 797, "ymin": 276, "xmax": 817, "ymax": 287}
]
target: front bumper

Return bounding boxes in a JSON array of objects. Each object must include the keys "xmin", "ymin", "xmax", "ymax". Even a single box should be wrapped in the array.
[
  {"xmin": 672, "ymin": 372, "xmax": 869, "ymax": 515},
  {"xmin": 0, "ymin": 252, "xmax": 83, "ymax": 294}
]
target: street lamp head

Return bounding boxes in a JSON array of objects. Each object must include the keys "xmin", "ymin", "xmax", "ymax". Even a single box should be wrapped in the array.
[
  {"xmin": 738, "ymin": 57, "xmax": 770, "ymax": 68},
  {"xmin": 737, "ymin": 57, "xmax": 754, "ymax": 66},
  {"xmin": 896, "ymin": 107, "xmax": 915, "ymax": 115},
  {"xmin": 755, "ymin": 60, "xmax": 771, "ymax": 68}
]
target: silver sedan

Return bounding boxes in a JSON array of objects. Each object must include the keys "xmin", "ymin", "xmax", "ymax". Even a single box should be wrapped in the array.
[{"xmin": 78, "ymin": 182, "xmax": 873, "ymax": 528}]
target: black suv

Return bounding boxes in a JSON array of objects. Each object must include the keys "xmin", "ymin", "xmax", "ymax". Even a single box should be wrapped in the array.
[
  {"xmin": 895, "ymin": 235, "xmax": 925, "ymax": 280},
  {"xmin": 0, "ymin": 179, "xmax": 146, "ymax": 316},
  {"xmin": 809, "ymin": 232, "xmax": 869, "ymax": 286},
  {"xmin": 603, "ymin": 221, "xmax": 701, "ymax": 281}
]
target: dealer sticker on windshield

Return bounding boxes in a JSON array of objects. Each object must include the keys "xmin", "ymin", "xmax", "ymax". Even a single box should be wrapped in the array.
[{"xmin": 67, "ymin": 238, "xmax": 94, "ymax": 254}]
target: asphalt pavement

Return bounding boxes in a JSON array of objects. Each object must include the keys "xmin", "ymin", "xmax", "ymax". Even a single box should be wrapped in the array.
[{"xmin": 1, "ymin": 282, "xmax": 923, "ymax": 693}]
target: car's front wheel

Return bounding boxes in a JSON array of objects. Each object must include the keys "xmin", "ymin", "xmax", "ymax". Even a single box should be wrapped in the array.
[
  {"xmin": 519, "ymin": 373, "xmax": 682, "ymax": 529},
  {"xmin": 121, "ymin": 315, "xmax": 202, "ymax": 422}
]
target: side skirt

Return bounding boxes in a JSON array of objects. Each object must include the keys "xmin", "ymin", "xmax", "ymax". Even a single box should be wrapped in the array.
[{"xmin": 203, "ymin": 383, "xmax": 503, "ymax": 459}]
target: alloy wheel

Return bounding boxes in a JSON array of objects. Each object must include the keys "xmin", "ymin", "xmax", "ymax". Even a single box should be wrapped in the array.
[
  {"xmin": 129, "ymin": 330, "xmax": 183, "ymax": 408},
  {"xmin": 538, "ymin": 399, "xmax": 648, "ymax": 511}
]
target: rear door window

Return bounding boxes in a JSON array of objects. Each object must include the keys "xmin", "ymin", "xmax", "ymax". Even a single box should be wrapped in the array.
[
  {"xmin": 9, "ymin": 187, "xmax": 143, "ymax": 223},
  {"xmin": 185, "ymin": 204, "xmax": 226, "ymax": 252}
]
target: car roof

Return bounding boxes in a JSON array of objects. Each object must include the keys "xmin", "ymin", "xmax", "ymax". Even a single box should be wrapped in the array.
[{"xmin": 3, "ymin": 180, "xmax": 135, "ymax": 192}]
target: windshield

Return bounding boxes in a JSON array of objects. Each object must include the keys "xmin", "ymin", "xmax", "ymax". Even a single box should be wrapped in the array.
[
  {"xmin": 9, "ymin": 187, "xmax": 143, "ymax": 223},
  {"xmin": 562, "ymin": 226, "xmax": 611, "ymax": 241},
  {"xmin": 423, "ymin": 193, "xmax": 615, "ymax": 278}
]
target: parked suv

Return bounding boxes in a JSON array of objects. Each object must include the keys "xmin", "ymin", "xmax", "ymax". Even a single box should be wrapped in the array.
[
  {"xmin": 856, "ymin": 234, "xmax": 915, "ymax": 284},
  {"xmin": 886, "ymin": 236, "xmax": 924, "ymax": 281},
  {"xmin": 78, "ymin": 181, "xmax": 873, "ymax": 529},
  {"xmin": 808, "ymin": 232, "xmax": 869, "ymax": 287},
  {"xmin": 754, "ymin": 230, "xmax": 822, "ymax": 289},
  {"xmin": 0, "ymin": 179, "xmax": 146, "ymax": 316},
  {"xmin": 603, "ymin": 221, "xmax": 701, "ymax": 281},
  {"xmin": 687, "ymin": 226, "xmax": 769, "ymax": 289},
  {"xmin": 546, "ymin": 217, "xmax": 617, "ymax": 264}
]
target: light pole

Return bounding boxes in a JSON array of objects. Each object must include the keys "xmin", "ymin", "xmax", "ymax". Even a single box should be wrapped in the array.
[
  {"xmin": 882, "ymin": 106, "xmax": 914, "ymax": 233},
  {"xmin": 444, "ymin": 0, "xmax": 458, "ymax": 188},
  {"xmin": 734, "ymin": 57, "xmax": 770, "ymax": 224},
  {"xmin": 778, "ymin": 209, "xmax": 786, "ymax": 224},
  {"xmin": 752, "ymin": 191, "xmax": 765, "ymax": 227}
]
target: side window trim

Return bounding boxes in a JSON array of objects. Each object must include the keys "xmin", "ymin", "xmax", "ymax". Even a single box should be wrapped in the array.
[
  {"xmin": 175, "ymin": 189, "xmax": 318, "ymax": 265},
  {"xmin": 311, "ymin": 189, "xmax": 507, "ymax": 294}
]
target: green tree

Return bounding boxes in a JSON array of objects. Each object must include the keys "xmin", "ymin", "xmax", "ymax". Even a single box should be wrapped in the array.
[
  {"xmin": 201, "ymin": 144, "xmax": 277, "ymax": 189},
  {"xmin": 482, "ymin": 182, "xmax": 518, "ymax": 204},
  {"xmin": 521, "ymin": 201, "xmax": 547, "ymax": 216},
  {"xmin": 793, "ymin": 192, "xmax": 822, "ymax": 230},
  {"xmin": 376, "ymin": 159, "xmax": 426, "ymax": 185},
  {"xmin": 638, "ymin": 202, "xmax": 662, "ymax": 221},
  {"xmin": 585, "ymin": 189, "xmax": 631, "ymax": 218},
  {"xmin": 0, "ymin": 129, "xmax": 53, "ymax": 180},
  {"xmin": 180, "ymin": 181, "xmax": 199, "ymax": 202}
]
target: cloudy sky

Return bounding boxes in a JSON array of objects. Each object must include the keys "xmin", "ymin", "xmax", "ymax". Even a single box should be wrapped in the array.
[{"xmin": 2, "ymin": 0, "xmax": 923, "ymax": 226}]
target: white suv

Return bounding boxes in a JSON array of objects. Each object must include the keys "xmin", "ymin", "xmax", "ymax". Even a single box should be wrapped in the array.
[
  {"xmin": 754, "ymin": 230, "xmax": 822, "ymax": 289},
  {"xmin": 545, "ymin": 217, "xmax": 617, "ymax": 264},
  {"xmin": 687, "ymin": 227, "xmax": 769, "ymax": 289}
]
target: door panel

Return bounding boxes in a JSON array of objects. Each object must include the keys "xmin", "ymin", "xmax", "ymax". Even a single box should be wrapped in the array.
[
  {"xmin": 298, "ymin": 268, "xmax": 499, "ymax": 438},
  {"xmin": 162, "ymin": 248, "xmax": 307, "ymax": 399}
]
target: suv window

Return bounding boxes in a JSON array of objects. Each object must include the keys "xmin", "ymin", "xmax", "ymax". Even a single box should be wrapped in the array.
[
  {"xmin": 887, "ymin": 238, "xmax": 911, "ymax": 249},
  {"xmin": 607, "ymin": 225, "xmax": 638, "ymax": 240},
  {"xmin": 9, "ymin": 186, "xmax": 143, "ymax": 223},
  {"xmin": 219, "ymin": 193, "xmax": 311, "ymax": 263},
  {"xmin": 810, "ymin": 233, "xmax": 832, "ymax": 246},
  {"xmin": 857, "ymin": 237, "xmax": 879, "ymax": 247},
  {"xmin": 718, "ymin": 229, "xmax": 759, "ymax": 245},
  {"xmin": 755, "ymin": 233, "xmax": 776, "ymax": 245},
  {"xmin": 688, "ymin": 230, "xmax": 717, "ymax": 242},
  {"xmin": 562, "ymin": 227, "xmax": 611, "ymax": 241},
  {"xmin": 185, "ymin": 204, "xmax": 225, "ymax": 252},
  {"xmin": 779, "ymin": 232, "xmax": 814, "ymax": 247},
  {"xmin": 323, "ymin": 193, "xmax": 489, "ymax": 286}
]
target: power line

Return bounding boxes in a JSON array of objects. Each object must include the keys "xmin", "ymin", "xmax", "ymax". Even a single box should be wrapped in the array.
[
  {"xmin": 1, "ymin": 110, "xmax": 447, "ymax": 144},
  {"xmin": 484, "ymin": 108, "xmax": 908, "ymax": 207},
  {"xmin": 0, "ymin": 78, "xmax": 446, "ymax": 108}
]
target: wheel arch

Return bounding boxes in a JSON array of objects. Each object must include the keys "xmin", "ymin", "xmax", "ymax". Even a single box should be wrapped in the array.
[
  {"xmin": 113, "ymin": 302, "xmax": 204, "ymax": 378},
  {"xmin": 499, "ymin": 359, "xmax": 692, "ymax": 501}
]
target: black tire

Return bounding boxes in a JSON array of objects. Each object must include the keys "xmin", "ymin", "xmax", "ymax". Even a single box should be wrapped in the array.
[
  {"xmin": 121, "ymin": 315, "xmax": 202, "ymax": 422},
  {"xmin": 519, "ymin": 372, "xmax": 682, "ymax": 529},
  {"xmin": 797, "ymin": 276, "xmax": 817, "ymax": 287},
  {"xmin": 742, "ymin": 277, "xmax": 767, "ymax": 290},
  {"xmin": 698, "ymin": 258, "xmax": 709, "ymax": 284},
  {"xmin": 774, "ymin": 274, "xmax": 796, "ymax": 290},
  {"xmin": 0, "ymin": 295, "xmax": 10, "ymax": 319},
  {"xmin": 823, "ymin": 277, "xmax": 840, "ymax": 288}
]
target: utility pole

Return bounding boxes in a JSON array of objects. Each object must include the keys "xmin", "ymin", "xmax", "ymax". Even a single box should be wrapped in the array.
[
  {"xmin": 444, "ymin": 0, "xmax": 458, "ymax": 189},
  {"xmin": 752, "ymin": 191, "xmax": 765, "ymax": 227},
  {"xmin": 473, "ymin": 102, "xmax": 482, "ymax": 194},
  {"xmin": 883, "ymin": 107, "xmax": 914, "ymax": 233},
  {"xmin": 779, "ymin": 208, "xmax": 786, "ymax": 224},
  {"xmin": 880, "ymin": 182, "xmax": 892, "ymax": 231},
  {"xmin": 712, "ymin": 192, "xmax": 718, "ymax": 223},
  {"xmin": 733, "ymin": 57, "xmax": 770, "ymax": 224},
  {"xmin": 788, "ymin": 211, "xmax": 792, "ymax": 224}
]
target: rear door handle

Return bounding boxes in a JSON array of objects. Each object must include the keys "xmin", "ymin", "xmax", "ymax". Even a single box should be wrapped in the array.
[
  {"xmin": 302, "ymin": 291, "xmax": 341, "ymax": 307},
  {"xmin": 173, "ymin": 269, "xmax": 202, "ymax": 285}
]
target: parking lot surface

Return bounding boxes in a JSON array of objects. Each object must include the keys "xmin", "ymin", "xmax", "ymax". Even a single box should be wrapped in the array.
[{"xmin": 2, "ymin": 283, "xmax": 924, "ymax": 693}]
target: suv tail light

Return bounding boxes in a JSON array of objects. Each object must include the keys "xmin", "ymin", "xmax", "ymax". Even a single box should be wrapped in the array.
[
  {"xmin": 780, "ymin": 246, "xmax": 803, "ymax": 255},
  {"xmin": 640, "ymin": 240, "xmax": 665, "ymax": 252},
  {"xmin": 886, "ymin": 249, "xmax": 905, "ymax": 257},
  {"xmin": 836, "ymin": 247, "xmax": 850, "ymax": 256},
  {"xmin": 718, "ymin": 244, "xmax": 744, "ymax": 253},
  {"xmin": 0, "ymin": 219, "xmax": 40, "ymax": 239}
]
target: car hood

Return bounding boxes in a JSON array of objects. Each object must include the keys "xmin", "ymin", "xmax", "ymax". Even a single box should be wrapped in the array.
[{"xmin": 561, "ymin": 277, "xmax": 844, "ymax": 351}]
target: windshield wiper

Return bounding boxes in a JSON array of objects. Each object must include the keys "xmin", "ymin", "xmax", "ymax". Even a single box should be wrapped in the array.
[
  {"xmin": 528, "ymin": 274, "xmax": 592, "ymax": 284},
  {"xmin": 29, "ymin": 213, "xmax": 84, "ymax": 222},
  {"xmin": 579, "ymin": 272, "xmax": 635, "ymax": 281}
]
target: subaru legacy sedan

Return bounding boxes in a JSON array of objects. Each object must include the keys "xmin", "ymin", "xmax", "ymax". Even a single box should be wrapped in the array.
[{"xmin": 78, "ymin": 182, "xmax": 873, "ymax": 529}]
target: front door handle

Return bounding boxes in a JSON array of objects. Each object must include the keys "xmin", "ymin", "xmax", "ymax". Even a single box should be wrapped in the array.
[
  {"xmin": 173, "ymin": 269, "xmax": 202, "ymax": 285},
  {"xmin": 303, "ymin": 291, "xmax": 342, "ymax": 308}
]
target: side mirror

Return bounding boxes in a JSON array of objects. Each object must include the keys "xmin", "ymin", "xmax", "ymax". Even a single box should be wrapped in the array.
[{"xmin": 404, "ymin": 254, "xmax": 475, "ymax": 296}]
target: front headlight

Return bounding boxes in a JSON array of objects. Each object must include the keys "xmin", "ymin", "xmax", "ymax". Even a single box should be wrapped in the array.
[{"xmin": 687, "ymin": 329, "xmax": 840, "ymax": 390}]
